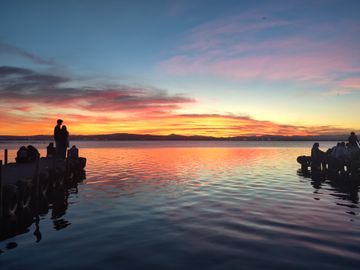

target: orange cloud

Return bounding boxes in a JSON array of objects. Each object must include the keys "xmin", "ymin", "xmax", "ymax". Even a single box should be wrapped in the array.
[{"xmin": 130, "ymin": 114, "xmax": 349, "ymax": 137}]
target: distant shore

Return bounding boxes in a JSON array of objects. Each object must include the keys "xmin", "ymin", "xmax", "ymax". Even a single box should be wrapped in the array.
[{"xmin": 0, "ymin": 133, "xmax": 350, "ymax": 142}]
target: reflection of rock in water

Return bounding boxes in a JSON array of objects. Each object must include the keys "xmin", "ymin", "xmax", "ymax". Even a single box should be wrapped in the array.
[
  {"xmin": 6, "ymin": 242, "xmax": 17, "ymax": 250},
  {"xmin": 0, "ymin": 169, "xmax": 86, "ymax": 249},
  {"xmin": 297, "ymin": 168, "xmax": 360, "ymax": 214},
  {"xmin": 51, "ymin": 188, "xmax": 69, "ymax": 220},
  {"xmin": 53, "ymin": 219, "xmax": 71, "ymax": 230},
  {"xmin": 34, "ymin": 216, "xmax": 41, "ymax": 243}
]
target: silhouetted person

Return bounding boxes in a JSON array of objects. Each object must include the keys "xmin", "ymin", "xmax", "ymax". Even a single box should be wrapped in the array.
[
  {"xmin": 58, "ymin": 125, "xmax": 69, "ymax": 158},
  {"xmin": 46, "ymin": 142, "xmax": 56, "ymax": 158},
  {"xmin": 16, "ymin": 146, "xmax": 28, "ymax": 163},
  {"xmin": 54, "ymin": 119, "xmax": 63, "ymax": 157},
  {"xmin": 348, "ymin": 132, "xmax": 359, "ymax": 148},
  {"xmin": 311, "ymin": 142, "xmax": 326, "ymax": 168},
  {"xmin": 69, "ymin": 145, "xmax": 79, "ymax": 158},
  {"xmin": 330, "ymin": 143, "xmax": 339, "ymax": 157},
  {"xmin": 27, "ymin": 145, "xmax": 40, "ymax": 161},
  {"xmin": 337, "ymin": 142, "xmax": 350, "ymax": 160}
]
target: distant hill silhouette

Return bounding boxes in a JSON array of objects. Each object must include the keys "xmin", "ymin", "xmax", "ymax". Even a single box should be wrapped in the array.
[{"xmin": 0, "ymin": 133, "xmax": 350, "ymax": 141}]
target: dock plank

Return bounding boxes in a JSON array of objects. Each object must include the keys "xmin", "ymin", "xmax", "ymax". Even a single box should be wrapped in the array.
[{"xmin": 2, "ymin": 158, "xmax": 66, "ymax": 186}]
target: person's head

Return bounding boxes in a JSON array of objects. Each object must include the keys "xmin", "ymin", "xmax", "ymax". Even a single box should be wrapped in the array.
[
  {"xmin": 71, "ymin": 145, "xmax": 76, "ymax": 148},
  {"xmin": 351, "ymin": 131, "xmax": 355, "ymax": 136},
  {"xmin": 20, "ymin": 146, "xmax": 26, "ymax": 150},
  {"xmin": 340, "ymin": 142, "xmax": 346, "ymax": 147},
  {"xmin": 313, "ymin": 143, "xmax": 319, "ymax": 149},
  {"xmin": 61, "ymin": 125, "xmax": 67, "ymax": 131},
  {"xmin": 337, "ymin": 142, "xmax": 341, "ymax": 146},
  {"xmin": 49, "ymin": 142, "xmax": 54, "ymax": 147},
  {"xmin": 57, "ymin": 119, "xmax": 63, "ymax": 125}
]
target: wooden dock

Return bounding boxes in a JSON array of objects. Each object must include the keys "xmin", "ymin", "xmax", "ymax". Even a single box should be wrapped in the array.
[
  {"xmin": 0, "ymin": 150, "xmax": 86, "ymax": 219},
  {"xmin": 297, "ymin": 155, "xmax": 360, "ymax": 179}
]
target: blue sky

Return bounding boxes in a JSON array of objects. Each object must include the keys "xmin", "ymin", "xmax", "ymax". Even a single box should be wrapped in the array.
[{"xmin": 1, "ymin": 0, "xmax": 360, "ymax": 135}]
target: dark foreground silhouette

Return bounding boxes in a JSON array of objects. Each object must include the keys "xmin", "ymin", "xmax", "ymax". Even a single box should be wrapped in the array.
[
  {"xmin": 297, "ymin": 133, "xmax": 360, "ymax": 215},
  {"xmin": 297, "ymin": 133, "xmax": 360, "ymax": 178},
  {"xmin": 0, "ymin": 167, "xmax": 86, "ymax": 249},
  {"xmin": 298, "ymin": 168, "xmax": 359, "ymax": 217}
]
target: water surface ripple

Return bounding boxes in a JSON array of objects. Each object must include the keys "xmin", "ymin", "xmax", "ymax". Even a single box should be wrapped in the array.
[{"xmin": 0, "ymin": 142, "xmax": 359, "ymax": 269}]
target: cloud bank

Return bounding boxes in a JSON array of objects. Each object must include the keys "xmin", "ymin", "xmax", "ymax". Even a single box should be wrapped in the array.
[{"xmin": 0, "ymin": 65, "xmax": 350, "ymax": 136}]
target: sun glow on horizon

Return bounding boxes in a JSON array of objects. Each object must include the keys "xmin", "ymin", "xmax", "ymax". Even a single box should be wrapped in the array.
[{"xmin": 0, "ymin": 111, "xmax": 354, "ymax": 137}]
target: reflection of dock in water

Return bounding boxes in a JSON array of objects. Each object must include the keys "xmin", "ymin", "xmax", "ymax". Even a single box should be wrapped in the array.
[
  {"xmin": 0, "ymin": 154, "xmax": 86, "ymax": 245},
  {"xmin": 296, "ymin": 152, "xmax": 360, "ymax": 214},
  {"xmin": 297, "ymin": 168, "xmax": 360, "ymax": 216}
]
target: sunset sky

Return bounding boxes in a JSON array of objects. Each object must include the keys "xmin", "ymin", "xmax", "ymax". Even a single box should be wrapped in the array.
[{"xmin": 1, "ymin": 0, "xmax": 360, "ymax": 136}]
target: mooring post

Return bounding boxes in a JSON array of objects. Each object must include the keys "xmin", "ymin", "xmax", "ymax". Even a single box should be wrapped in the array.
[
  {"xmin": 0, "ymin": 160, "xmax": 3, "ymax": 218},
  {"xmin": 4, "ymin": 149, "xmax": 8, "ymax": 165},
  {"xmin": 65, "ymin": 149, "xmax": 70, "ymax": 180},
  {"xmin": 53, "ymin": 155, "xmax": 55, "ymax": 169},
  {"xmin": 35, "ymin": 158, "xmax": 40, "ymax": 199}
]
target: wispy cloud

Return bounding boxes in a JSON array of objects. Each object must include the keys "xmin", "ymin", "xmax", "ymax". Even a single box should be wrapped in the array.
[
  {"xmin": 324, "ymin": 77, "xmax": 360, "ymax": 96},
  {"xmin": 160, "ymin": 12, "xmax": 360, "ymax": 93},
  {"xmin": 185, "ymin": 13, "xmax": 289, "ymax": 42},
  {"xmin": 339, "ymin": 78, "xmax": 360, "ymax": 90},
  {"xmin": 0, "ymin": 42, "xmax": 56, "ymax": 66},
  {"xmin": 161, "ymin": 52, "xmax": 357, "ymax": 82}
]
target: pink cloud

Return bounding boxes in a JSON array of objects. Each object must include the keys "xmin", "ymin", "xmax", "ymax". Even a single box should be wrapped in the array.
[
  {"xmin": 162, "ymin": 52, "xmax": 359, "ymax": 83},
  {"xmin": 340, "ymin": 78, "xmax": 360, "ymax": 89},
  {"xmin": 325, "ymin": 77, "xmax": 360, "ymax": 96},
  {"xmin": 160, "ymin": 13, "xmax": 360, "ymax": 92}
]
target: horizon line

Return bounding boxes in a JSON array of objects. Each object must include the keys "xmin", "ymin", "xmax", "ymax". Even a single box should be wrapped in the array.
[{"xmin": 0, "ymin": 132, "xmax": 351, "ymax": 139}]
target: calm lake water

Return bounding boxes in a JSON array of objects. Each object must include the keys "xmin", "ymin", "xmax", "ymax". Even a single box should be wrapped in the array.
[{"xmin": 0, "ymin": 141, "xmax": 359, "ymax": 269}]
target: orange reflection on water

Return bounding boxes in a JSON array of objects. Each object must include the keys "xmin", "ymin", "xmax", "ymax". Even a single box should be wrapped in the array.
[{"xmin": 82, "ymin": 147, "xmax": 289, "ymax": 193}]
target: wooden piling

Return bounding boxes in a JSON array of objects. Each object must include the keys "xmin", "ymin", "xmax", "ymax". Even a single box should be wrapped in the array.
[
  {"xmin": 0, "ymin": 160, "xmax": 3, "ymax": 218},
  {"xmin": 35, "ymin": 158, "xmax": 40, "ymax": 199},
  {"xmin": 65, "ymin": 149, "xmax": 70, "ymax": 179},
  {"xmin": 4, "ymin": 149, "xmax": 8, "ymax": 165}
]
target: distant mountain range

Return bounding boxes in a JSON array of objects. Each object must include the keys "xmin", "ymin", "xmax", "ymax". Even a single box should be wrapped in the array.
[{"xmin": 0, "ymin": 133, "xmax": 350, "ymax": 141}]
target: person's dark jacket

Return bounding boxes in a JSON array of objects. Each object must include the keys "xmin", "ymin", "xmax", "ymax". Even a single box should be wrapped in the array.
[{"xmin": 54, "ymin": 125, "xmax": 61, "ymax": 142}]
